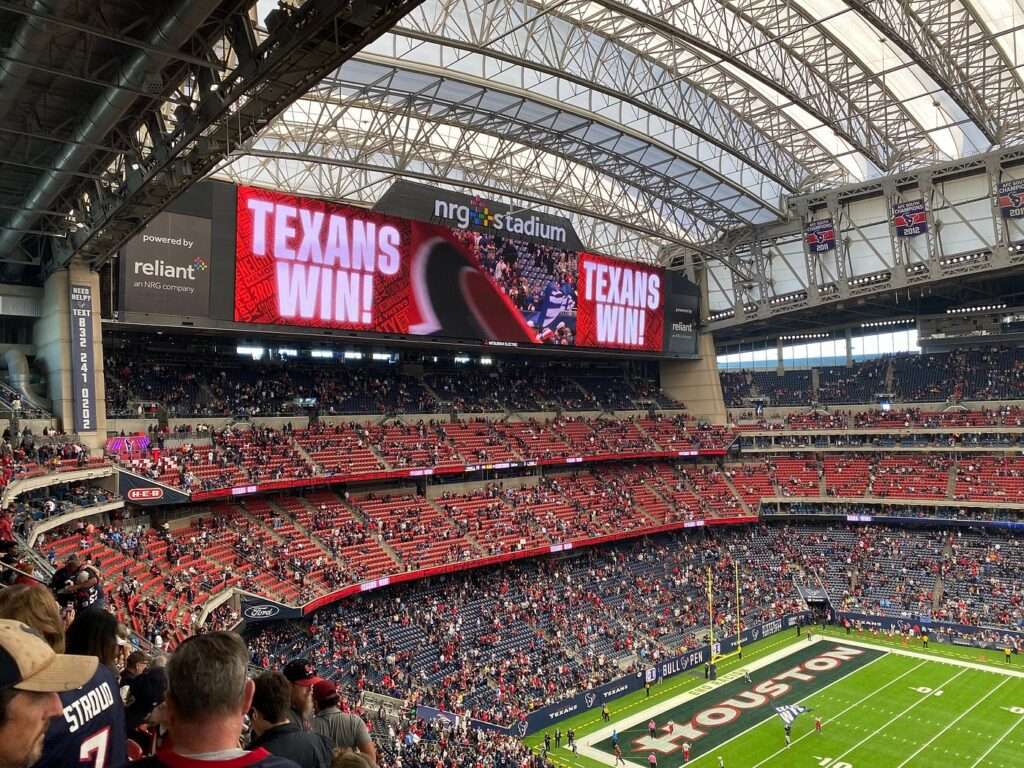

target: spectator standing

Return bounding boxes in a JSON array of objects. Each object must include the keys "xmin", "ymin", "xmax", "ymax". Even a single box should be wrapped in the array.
[
  {"xmin": 130, "ymin": 632, "xmax": 298, "ymax": 768},
  {"xmin": 250, "ymin": 672, "xmax": 332, "ymax": 768},
  {"xmin": 311, "ymin": 680, "xmax": 376, "ymax": 765},
  {"xmin": 0, "ymin": 618, "xmax": 96, "ymax": 768},
  {"xmin": 0, "ymin": 588, "xmax": 124, "ymax": 768},
  {"xmin": 283, "ymin": 659, "xmax": 318, "ymax": 730}
]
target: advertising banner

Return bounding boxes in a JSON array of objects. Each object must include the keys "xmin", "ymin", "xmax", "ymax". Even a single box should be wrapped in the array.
[
  {"xmin": 240, "ymin": 594, "xmax": 303, "ymax": 623},
  {"xmin": 996, "ymin": 179, "xmax": 1024, "ymax": 219},
  {"xmin": 116, "ymin": 468, "xmax": 191, "ymax": 507},
  {"xmin": 663, "ymin": 272, "xmax": 700, "ymax": 357},
  {"xmin": 235, "ymin": 185, "xmax": 682, "ymax": 355},
  {"xmin": 415, "ymin": 705, "xmax": 459, "ymax": 727},
  {"xmin": 68, "ymin": 284, "xmax": 97, "ymax": 433},
  {"xmin": 805, "ymin": 218, "xmax": 836, "ymax": 253},
  {"xmin": 893, "ymin": 199, "xmax": 928, "ymax": 238},
  {"xmin": 120, "ymin": 211, "xmax": 212, "ymax": 315}
]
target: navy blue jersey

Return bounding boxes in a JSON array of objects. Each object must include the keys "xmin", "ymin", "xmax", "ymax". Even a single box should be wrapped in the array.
[{"xmin": 35, "ymin": 664, "xmax": 126, "ymax": 768}]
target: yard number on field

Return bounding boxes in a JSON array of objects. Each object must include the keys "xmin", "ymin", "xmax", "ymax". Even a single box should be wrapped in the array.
[
  {"xmin": 910, "ymin": 686, "xmax": 943, "ymax": 696},
  {"xmin": 814, "ymin": 757, "xmax": 853, "ymax": 768}
]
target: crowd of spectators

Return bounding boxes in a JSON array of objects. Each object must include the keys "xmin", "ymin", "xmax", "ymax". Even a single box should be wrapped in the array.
[
  {"xmin": 105, "ymin": 341, "xmax": 678, "ymax": 418},
  {"xmin": 722, "ymin": 346, "xmax": 1024, "ymax": 407}
]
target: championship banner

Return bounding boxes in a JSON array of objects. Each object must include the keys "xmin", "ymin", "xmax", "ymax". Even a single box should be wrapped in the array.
[
  {"xmin": 893, "ymin": 199, "xmax": 928, "ymax": 238},
  {"xmin": 805, "ymin": 218, "xmax": 836, "ymax": 253},
  {"xmin": 234, "ymin": 185, "xmax": 535, "ymax": 344},
  {"xmin": 996, "ymin": 179, "xmax": 1024, "ymax": 219},
  {"xmin": 576, "ymin": 252, "xmax": 664, "ymax": 352}
]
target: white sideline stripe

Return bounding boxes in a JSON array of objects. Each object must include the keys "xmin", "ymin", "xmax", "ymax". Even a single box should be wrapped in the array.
[
  {"xmin": 967, "ymin": 712, "xmax": 1024, "ymax": 768},
  {"xmin": 578, "ymin": 636, "xmax": 826, "ymax": 751},
  {"xmin": 829, "ymin": 667, "xmax": 969, "ymax": 765},
  {"xmin": 894, "ymin": 675, "xmax": 1009, "ymax": 767},
  {"xmin": 826, "ymin": 636, "xmax": 1024, "ymax": 678},
  {"xmin": 745, "ymin": 658, "xmax": 929, "ymax": 768}
]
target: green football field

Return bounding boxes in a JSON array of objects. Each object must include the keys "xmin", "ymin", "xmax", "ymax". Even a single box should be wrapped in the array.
[{"xmin": 527, "ymin": 630, "xmax": 1024, "ymax": 768}]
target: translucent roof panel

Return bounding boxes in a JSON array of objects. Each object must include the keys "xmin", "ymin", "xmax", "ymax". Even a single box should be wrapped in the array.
[{"xmin": 238, "ymin": 0, "xmax": 1024, "ymax": 264}]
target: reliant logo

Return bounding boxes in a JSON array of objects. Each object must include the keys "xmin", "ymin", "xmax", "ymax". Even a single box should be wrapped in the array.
[
  {"xmin": 134, "ymin": 259, "xmax": 201, "ymax": 280},
  {"xmin": 243, "ymin": 605, "xmax": 281, "ymax": 619},
  {"xmin": 433, "ymin": 197, "xmax": 567, "ymax": 244}
]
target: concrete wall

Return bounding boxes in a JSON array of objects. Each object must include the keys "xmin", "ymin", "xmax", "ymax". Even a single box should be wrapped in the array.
[{"xmin": 660, "ymin": 333, "xmax": 727, "ymax": 424}]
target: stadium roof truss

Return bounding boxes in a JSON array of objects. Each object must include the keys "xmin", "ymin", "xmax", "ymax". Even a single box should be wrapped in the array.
[{"xmin": 216, "ymin": 0, "xmax": 1024, "ymax": 314}]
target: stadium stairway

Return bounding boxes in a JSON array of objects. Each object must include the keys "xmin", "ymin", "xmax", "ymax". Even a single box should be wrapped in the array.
[
  {"xmin": 425, "ymin": 497, "xmax": 488, "ymax": 556},
  {"xmin": 339, "ymin": 495, "xmax": 405, "ymax": 569}
]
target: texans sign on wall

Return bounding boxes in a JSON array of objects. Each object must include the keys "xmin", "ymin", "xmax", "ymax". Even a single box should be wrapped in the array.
[{"xmin": 233, "ymin": 186, "xmax": 674, "ymax": 353}]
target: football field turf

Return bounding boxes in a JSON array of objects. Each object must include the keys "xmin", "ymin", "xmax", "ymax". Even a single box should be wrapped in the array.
[{"xmin": 530, "ymin": 633, "xmax": 1024, "ymax": 768}]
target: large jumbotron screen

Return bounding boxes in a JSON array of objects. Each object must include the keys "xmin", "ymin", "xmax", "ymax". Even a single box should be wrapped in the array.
[{"xmin": 118, "ymin": 181, "xmax": 699, "ymax": 357}]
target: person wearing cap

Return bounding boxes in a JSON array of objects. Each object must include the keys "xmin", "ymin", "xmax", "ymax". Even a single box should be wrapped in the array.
[
  {"xmin": 311, "ymin": 680, "xmax": 376, "ymax": 766},
  {"xmin": 0, "ymin": 618, "xmax": 96, "ymax": 768},
  {"xmin": 250, "ymin": 672, "xmax": 332, "ymax": 768},
  {"xmin": 132, "ymin": 632, "xmax": 298, "ymax": 768},
  {"xmin": 0, "ymin": 587, "xmax": 126, "ymax": 768},
  {"xmin": 283, "ymin": 659, "xmax": 318, "ymax": 730}
]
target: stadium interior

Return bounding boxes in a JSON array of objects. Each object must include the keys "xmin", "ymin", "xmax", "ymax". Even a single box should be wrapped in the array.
[{"xmin": 2, "ymin": 1, "xmax": 1024, "ymax": 767}]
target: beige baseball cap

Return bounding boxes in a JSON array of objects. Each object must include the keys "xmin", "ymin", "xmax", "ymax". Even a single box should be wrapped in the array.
[{"xmin": 0, "ymin": 619, "xmax": 97, "ymax": 693}]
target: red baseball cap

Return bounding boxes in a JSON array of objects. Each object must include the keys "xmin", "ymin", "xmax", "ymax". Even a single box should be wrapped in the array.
[{"xmin": 312, "ymin": 679, "xmax": 339, "ymax": 706}]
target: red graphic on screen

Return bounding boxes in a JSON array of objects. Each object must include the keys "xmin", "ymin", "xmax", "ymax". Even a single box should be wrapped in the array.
[
  {"xmin": 235, "ymin": 186, "xmax": 534, "ymax": 342},
  {"xmin": 576, "ymin": 252, "xmax": 664, "ymax": 352}
]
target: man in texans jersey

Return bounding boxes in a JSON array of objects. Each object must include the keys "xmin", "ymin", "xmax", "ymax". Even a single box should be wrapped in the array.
[
  {"xmin": 0, "ymin": 586, "xmax": 124, "ymax": 768},
  {"xmin": 0, "ymin": 618, "xmax": 96, "ymax": 768}
]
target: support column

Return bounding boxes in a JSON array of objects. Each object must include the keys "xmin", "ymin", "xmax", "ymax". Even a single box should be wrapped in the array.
[
  {"xmin": 33, "ymin": 259, "xmax": 107, "ymax": 453},
  {"xmin": 660, "ymin": 333, "xmax": 727, "ymax": 425}
]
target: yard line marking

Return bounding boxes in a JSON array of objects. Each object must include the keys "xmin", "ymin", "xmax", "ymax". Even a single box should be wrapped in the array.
[
  {"xmin": 746, "ymin": 658, "xmax": 929, "ymax": 768},
  {"xmin": 823, "ymin": 636, "xmax": 1024, "ymax": 678},
  {"xmin": 965, "ymin": 710, "xmax": 1024, "ymax": 768},
  {"xmin": 894, "ymin": 675, "xmax": 1008, "ymax": 767},
  {"xmin": 830, "ymin": 667, "xmax": 969, "ymax": 765}
]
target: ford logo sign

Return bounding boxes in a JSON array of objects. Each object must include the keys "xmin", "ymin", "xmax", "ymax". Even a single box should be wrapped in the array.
[
  {"xmin": 127, "ymin": 487, "xmax": 163, "ymax": 501},
  {"xmin": 244, "ymin": 605, "xmax": 280, "ymax": 619}
]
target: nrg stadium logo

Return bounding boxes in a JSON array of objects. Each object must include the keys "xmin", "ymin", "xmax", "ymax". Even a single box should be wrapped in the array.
[{"xmin": 433, "ymin": 195, "xmax": 567, "ymax": 244}]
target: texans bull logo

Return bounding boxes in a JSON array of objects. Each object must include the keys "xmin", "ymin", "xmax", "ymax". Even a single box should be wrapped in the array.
[
  {"xmin": 893, "ymin": 211, "xmax": 927, "ymax": 228},
  {"xmin": 585, "ymin": 692, "xmax": 596, "ymax": 708},
  {"xmin": 516, "ymin": 720, "xmax": 528, "ymax": 737},
  {"xmin": 998, "ymin": 192, "xmax": 1024, "ymax": 209}
]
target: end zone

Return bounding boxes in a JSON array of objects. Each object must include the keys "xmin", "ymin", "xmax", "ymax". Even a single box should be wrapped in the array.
[{"xmin": 577, "ymin": 636, "xmax": 884, "ymax": 766}]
